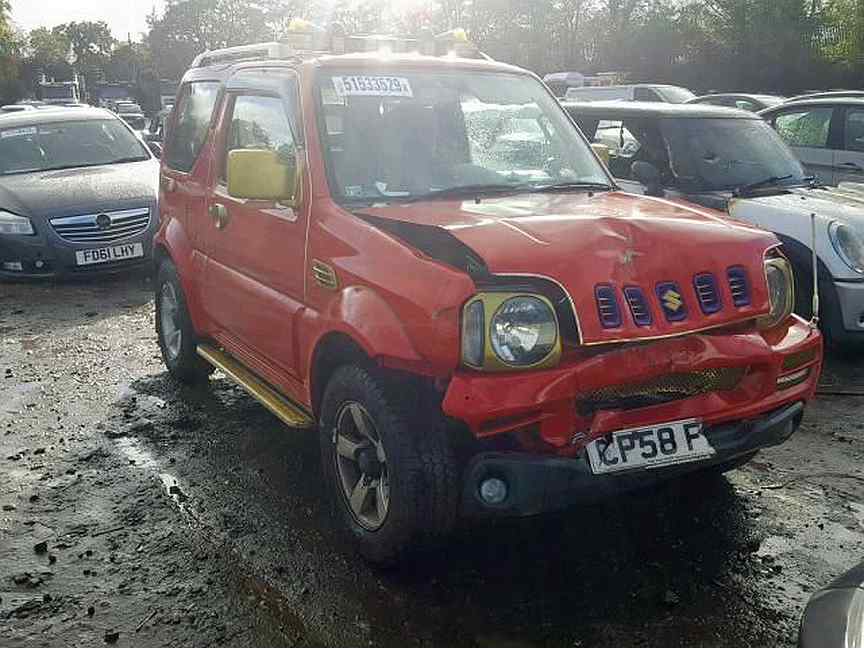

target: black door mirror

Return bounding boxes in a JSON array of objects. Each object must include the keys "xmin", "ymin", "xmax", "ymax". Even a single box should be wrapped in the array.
[
  {"xmin": 147, "ymin": 141, "xmax": 162, "ymax": 159},
  {"xmin": 632, "ymin": 161, "xmax": 664, "ymax": 196}
]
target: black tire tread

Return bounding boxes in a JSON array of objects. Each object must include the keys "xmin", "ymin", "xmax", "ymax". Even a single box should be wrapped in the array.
[
  {"xmin": 155, "ymin": 260, "xmax": 213, "ymax": 384},
  {"xmin": 320, "ymin": 364, "xmax": 458, "ymax": 565}
]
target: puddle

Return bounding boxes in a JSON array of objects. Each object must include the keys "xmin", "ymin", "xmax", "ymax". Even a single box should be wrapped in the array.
[
  {"xmin": 114, "ymin": 437, "xmax": 189, "ymax": 507},
  {"xmin": 849, "ymin": 502, "xmax": 864, "ymax": 530}
]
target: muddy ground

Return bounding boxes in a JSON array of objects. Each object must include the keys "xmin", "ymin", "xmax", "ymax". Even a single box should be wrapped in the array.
[{"xmin": 2, "ymin": 274, "xmax": 864, "ymax": 648}]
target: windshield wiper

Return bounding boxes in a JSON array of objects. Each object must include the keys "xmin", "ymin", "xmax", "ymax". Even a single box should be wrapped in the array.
[
  {"xmin": 532, "ymin": 181, "xmax": 613, "ymax": 193},
  {"xmin": 733, "ymin": 174, "xmax": 794, "ymax": 197},
  {"xmin": 108, "ymin": 156, "xmax": 149, "ymax": 164},
  {"xmin": 405, "ymin": 183, "xmax": 531, "ymax": 202}
]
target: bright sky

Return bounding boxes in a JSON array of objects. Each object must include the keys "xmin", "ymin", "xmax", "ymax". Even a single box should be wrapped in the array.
[{"xmin": 10, "ymin": 0, "xmax": 166, "ymax": 41}]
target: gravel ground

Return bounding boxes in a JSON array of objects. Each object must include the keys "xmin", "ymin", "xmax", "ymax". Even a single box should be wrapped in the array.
[{"xmin": 2, "ymin": 274, "xmax": 864, "ymax": 648}]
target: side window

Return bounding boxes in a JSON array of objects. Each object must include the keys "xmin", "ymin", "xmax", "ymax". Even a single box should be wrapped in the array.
[
  {"xmin": 221, "ymin": 94, "xmax": 296, "ymax": 181},
  {"xmin": 843, "ymin": 109, "xmax": 864, "ymax": 152},
  {"xmin": 165, "ymin": 81, "xmax": 220, "ymax": 172},
  {"xmin": 633, "ymin": 87, "xmax": 661, "ymax": 102},
  {"xmin": 773, "ymin": 107, "xmax": 833, "ymax": 148}
]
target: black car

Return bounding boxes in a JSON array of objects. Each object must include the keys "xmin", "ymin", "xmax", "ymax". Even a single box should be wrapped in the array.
[
  {"xmin": 0, "ymin": 107, "xmax": 159, "ymax": 278},
  {"xmin": 686, "ymin": 93, "xmax": 785, "ymax": 112}
]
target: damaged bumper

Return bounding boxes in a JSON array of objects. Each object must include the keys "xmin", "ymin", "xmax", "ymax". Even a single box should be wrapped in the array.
[
  {"xmin": 461, "ymin": 401, "xmax": 804, "ymax": 517},
  {"xmin": 443, "ymin": 316, "xmax": 821, "ymax": 448}
]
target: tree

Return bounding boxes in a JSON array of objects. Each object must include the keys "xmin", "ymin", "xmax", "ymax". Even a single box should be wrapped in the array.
[{"xmin": 0, "ymin": 0, "xmax": 23, "ymax": 103}]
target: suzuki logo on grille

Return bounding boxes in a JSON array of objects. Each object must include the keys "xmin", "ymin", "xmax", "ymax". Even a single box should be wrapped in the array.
[
  {"xmin": 662, "ymin": 289, "xmax": 683, "ymax": 312},
  {"xmin": 95, "ymin": 213, "xmax": 112, "ymax": 230}
]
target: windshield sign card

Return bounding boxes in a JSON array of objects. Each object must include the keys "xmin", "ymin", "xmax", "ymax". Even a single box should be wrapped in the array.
[{"xmin": 333, "ymin": 76, "xmax": 413, "ymax": 98}]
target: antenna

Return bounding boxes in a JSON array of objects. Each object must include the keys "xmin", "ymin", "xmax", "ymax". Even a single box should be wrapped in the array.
[{"xmin": 810, "ymin": 212, "xmax": 819, "ymax": 326}]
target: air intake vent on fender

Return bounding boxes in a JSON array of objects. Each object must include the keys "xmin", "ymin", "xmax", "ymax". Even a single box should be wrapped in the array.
[
  {"xmin": 623, "ymin": 286, "xmax": 652, "ymax": 326},
  {"xmin": 727, "ymin": 266, "xmax": 751, "ymax": 307},
  {"xmin": 595, "ymin": 285, "xmax": 622, "ymax": 328},
  {"xmin": 694, "ymin": 273, "xmax": 722, "ymax": 314}
]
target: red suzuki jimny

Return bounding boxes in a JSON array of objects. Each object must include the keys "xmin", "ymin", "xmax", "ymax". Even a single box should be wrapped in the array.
[{"xmin": 154, "ymin": 29, "xmax": 823, "ymax": 563}]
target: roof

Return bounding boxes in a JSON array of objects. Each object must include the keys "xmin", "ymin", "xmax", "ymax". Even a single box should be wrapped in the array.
[
  {"xmin": 687, "ymin": 93, "xmax": 783, "ymax": 102},
  {"xmin": 0, "ymin": 107, "xmax": 116, "ymax": 128},
  {"xmin": 761, "ymin": 96, "xmax": 864, "ymax": 112},
  {"xmin": 561, "ymin": 100, "xmax": 757, "ymax": 120},
  {"xmin": 182, "ymin": 52, "xmax": 532, "ymax": 85}
]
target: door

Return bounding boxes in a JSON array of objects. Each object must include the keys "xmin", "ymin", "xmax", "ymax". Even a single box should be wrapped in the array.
[
  {"xmin": 160, "ymin": 80, "xmax": 221, "ymax": 260},
  {"xmin": 834, "ymin": 105, "xmax": 864, "ymax": 185},
  {"xmin": 769, "ymin": 106, "xmax": 836, "ymax": 184},
  {"xmin": 201, "ymin": 83, "xmax": 307, "ymax": 378}
]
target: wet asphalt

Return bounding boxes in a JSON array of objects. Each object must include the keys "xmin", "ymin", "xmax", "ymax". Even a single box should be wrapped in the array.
[{"xmin": 1, "ymin": 274, "xmax": 864, "ymax": 648}]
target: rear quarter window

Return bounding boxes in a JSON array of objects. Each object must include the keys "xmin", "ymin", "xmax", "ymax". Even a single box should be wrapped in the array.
[{"xmin": 164, "ymin": 81, "xmax": 221, "ymax": 172}]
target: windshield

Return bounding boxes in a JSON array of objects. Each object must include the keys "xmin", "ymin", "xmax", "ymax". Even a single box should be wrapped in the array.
[
  {"xmin": 42, "ymin": 86, "xmax": 75, "ymax": 100},
  {"xmin": 317, "ymin": 70, "xmax": 610, "ymax": 203},
  {"xmin": 660, "ymin": 117, "xmax": 808, "ymax": 192},
  {"xmin": 122, "ymin": 115, "xmax": 147, "ymax": 130},
  {"xmin": 655, "ymin": 86, "xmax": 696, "ymax": 103},
  {"xmin": 0, "ymin": 118, "xmax": 149, "ymax": 175}
]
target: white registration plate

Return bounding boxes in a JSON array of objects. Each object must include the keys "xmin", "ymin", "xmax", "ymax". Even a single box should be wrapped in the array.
[
  {"xmin": 75, "ymin": 243, "xmax": 144, "ymax": 266},
  {"xmin": 587, "ymin": 418, "xmax": 715, "ymax": 475}
]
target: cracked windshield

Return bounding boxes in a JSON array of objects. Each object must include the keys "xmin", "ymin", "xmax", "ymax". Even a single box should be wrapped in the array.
[{"xmin": 2, "ymin": 1, "xmax": 864, "ymax": 648}]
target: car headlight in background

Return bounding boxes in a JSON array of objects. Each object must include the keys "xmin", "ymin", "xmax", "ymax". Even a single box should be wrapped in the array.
[
  {"xmin": 0, "ymin": 210, "xmax": 35, "ymax": 235},
  {"xmin": 462, "ymin": 293, "xmax": 561, "ymax": 370},
  {"xmin": 828, "ymin": 221, "xmax": 864, "ymax": 274},
  {"xmin": 758, "ymin": 256, "xmax": 795, "ymax": 330}
]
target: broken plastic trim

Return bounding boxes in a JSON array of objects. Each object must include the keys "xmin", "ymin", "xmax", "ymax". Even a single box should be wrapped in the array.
[{"xmin": 356, "ymin": 213, "xmax": 490, "ymax": 279}]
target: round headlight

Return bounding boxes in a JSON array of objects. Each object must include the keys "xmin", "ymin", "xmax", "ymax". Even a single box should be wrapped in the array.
[
  {"xmin": 490, "ymin": 296, "xmax": 558, "ymax": 366},
  {"xmin": 829, "ymin": 221, "xmax": 864, "ymax": 274},
  {"xmin": 759, "ymin": 257, "xmax": 795, "ymax": 329}
]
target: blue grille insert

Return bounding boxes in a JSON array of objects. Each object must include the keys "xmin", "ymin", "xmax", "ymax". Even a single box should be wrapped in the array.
[
  {"xmin": 694, "ymin": 273, "xmax": 723, "ymax": 314},
  {"xmin": 656, "ymin": 282, "xmax": 687, "ymax": 322},
  {"xmin": 727, "ymin": 266, "xmax": 751, "ymax": 307},
  {"xmin": 623, "ymin": 286, "xmax": 652, "ymax": 326},
  {"xmin": 595, "ymin": 285, "xmax": 622, "ymax": 328}
]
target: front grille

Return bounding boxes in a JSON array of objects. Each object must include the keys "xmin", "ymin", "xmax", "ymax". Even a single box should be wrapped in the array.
[
  {"xmin": 727, "ymin": 266, "xmax": 751, "ymax": 307},
  {"xmin": 623, "ymin": 286, "xmax": 652, "ymax": 326},
  {"xmin": 577, "ymin": 367, "xmax": 746, "ymax": 415},
  {"xmin": 694, "ymin": 273, "xmax": 722, "ymax": 314},
  {"xmin": 50, "ymin": 208, "xmax": 150, "ymax": 244},
  {"xmin": 595, "ymin": 285, "xmax": 622, "ymax": 328}
]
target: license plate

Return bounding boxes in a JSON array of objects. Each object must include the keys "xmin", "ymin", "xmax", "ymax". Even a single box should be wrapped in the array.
[
  {"xmin": 75, "ymin": 243, "xmax": 144, "ymax": 266},
  {"xmin": 586, "ymin": 418, "xmax": 715, "ymax": 475}
]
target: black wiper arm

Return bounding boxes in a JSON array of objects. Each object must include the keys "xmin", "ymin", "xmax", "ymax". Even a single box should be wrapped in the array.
[
  {"xmin": 733, "ymin": 174, "xmax": 794, "ymax": 197},
  {"xmin": 109, "ymin": 156, "xmax": 149, "ymax": 164},
  {"xmin": 532, "ymin": 181, "xmax": 613, "ymax": 193},
  {"xmin": 405, "ymin": 183, "xmax": 531, "ymax": 202}
]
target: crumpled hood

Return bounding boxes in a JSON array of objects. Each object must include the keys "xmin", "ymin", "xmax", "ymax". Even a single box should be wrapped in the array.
[
  {"xmin": 363, "ymin": 191, "xmax": 776, "ymax": 345},
  {"xmin": 0, "ymin": 160, "xmax": 159, "ymax": 220}
]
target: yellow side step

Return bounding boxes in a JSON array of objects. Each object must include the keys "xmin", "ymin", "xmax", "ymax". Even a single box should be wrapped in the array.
[{"xmin": 197, "ymin": 344, "xmax": 315, "ymax": 429}]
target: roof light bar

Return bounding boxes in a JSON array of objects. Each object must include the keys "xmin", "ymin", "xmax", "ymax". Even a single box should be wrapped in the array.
[{"xmin": 191, "ymin": 24, "xmax": 489, "ymax": 68}]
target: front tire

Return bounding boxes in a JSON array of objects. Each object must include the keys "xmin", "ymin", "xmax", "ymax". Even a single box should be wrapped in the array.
[
  {"xmin": 319, "ymin": 365, "xmax": 459, "ymax": 565},
  {"xmin": 155, "ymin": 259, "xmax": 212, "ymax": 383}
]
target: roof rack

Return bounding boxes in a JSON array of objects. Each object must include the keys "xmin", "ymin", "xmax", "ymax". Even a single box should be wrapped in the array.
[{"xmin": 191, "ymin": 22, "xmax": 491, "ymax": 69}]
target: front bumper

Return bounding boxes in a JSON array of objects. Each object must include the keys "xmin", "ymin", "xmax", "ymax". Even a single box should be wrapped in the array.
[
  {"xmin": 0, "ymin": 222, "xmax": 156, "ymax": 279},
  {"xmin": 443, "ymin": 316, "xmax": 821, "ymax": 448},
  {"xmin": 833, "ymin": 279, "xmax": 864, "ymax": 341},
  {"xmin": 462, "ymin": 401, "xmax": 803, "ymax": 517}
]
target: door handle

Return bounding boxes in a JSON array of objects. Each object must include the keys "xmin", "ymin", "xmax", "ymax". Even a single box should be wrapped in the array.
[
  {"xmin": 840, "ymin": 161, "xmax": 863, "ymax": 170},
  {"xmin": 209, "ymin": 203, "xmax": 230, "ymax": 229}
]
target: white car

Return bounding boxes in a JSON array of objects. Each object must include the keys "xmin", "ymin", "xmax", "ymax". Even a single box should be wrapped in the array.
[
  {"xmin": 564, "ymin": 100, "xmax": 864, "ymax": 346},
  {"xmin": 563, "ymin": 84, "xmax": 695, "ymax": 104}
]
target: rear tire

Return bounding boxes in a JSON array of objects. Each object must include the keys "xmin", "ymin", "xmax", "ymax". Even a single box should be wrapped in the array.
[
  {"xmin": 155, "ymin": 259, "xmax": 212, "ymax": 384},
  {"xmin": 319, "ymin": 365, "xmax": 459, "ymax": 565}
]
